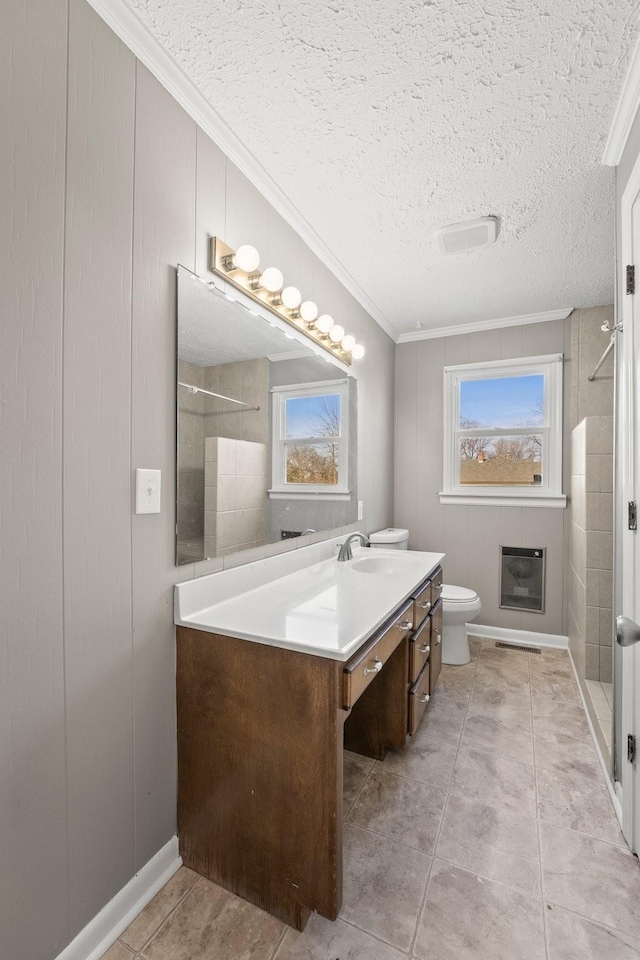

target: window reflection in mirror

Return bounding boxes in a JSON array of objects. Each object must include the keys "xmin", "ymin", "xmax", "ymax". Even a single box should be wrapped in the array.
[{"xmin": 176, "ymin": 265, "xmax": 358, "ymax": 566}]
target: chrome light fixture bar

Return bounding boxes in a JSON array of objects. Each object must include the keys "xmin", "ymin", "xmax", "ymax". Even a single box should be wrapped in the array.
[{"xmin": 209, "ymin": 237, "xmax": 365, "ymax": 365}]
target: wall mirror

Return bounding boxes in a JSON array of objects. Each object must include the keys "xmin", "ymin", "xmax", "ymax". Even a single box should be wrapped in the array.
[{"xmin": 176, "ymin": 265, "xmax": 358, "ymax": 565}]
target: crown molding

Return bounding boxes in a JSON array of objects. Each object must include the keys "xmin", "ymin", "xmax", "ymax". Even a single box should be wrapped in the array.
[
  {"xmin": 397, "ymin": 307, "xmax": 573, "ymax": 343},
  {"xmin": 84, "ymin": 0, "xmax": 397, "ymax": 342},
  {"xmin": 603, "ymin": 30, "xmax": 640, "ymax": 166}
]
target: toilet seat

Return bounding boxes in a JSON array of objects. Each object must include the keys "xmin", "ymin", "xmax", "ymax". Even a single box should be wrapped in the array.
[{"xmin": 441, "ymin": 584, "xmax": 479, "ymax": 604}]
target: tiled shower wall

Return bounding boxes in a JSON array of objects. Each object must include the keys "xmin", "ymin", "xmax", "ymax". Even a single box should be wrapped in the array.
[
  {"xmin": 568, "ymin": 306, "xmax": 614, "ymax": 684},
  {"xmin": 204, "ymin": 437, "xmax": 269, "ymax": 556},
  {"xmin": 569, "ymin": 418, "xmax": 614, "ymax": 683}
]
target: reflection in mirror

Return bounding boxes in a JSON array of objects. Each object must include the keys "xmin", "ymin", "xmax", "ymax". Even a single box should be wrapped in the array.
[{"xmin": 176, "ymin": 266, "xmax": 358, "ymax": 565}]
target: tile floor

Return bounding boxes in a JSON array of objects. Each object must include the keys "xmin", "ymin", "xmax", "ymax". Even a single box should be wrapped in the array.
[{"xmin": 101, "ymin": 640, "xmax": 640, "ymax": 960}]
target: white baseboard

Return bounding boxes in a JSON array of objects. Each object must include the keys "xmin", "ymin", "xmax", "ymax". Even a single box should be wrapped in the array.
[
  {"xmin": 567, "ymin": 650, "xmax": 623, "ymax": 827},
  {"xmin": 468, "ymin": 623, "xmax": 568, "ymax": 649},
  {"xmin": 56, "ymin": 837, "xmax": 181, "ymax": 960}
]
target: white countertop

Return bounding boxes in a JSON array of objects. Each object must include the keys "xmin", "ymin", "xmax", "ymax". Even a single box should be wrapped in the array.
[{"xmin": 175, "ymin": 543, "xmax": 444, "ymax": 661}]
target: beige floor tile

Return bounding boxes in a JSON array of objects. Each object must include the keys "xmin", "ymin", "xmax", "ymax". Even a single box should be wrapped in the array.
[
  {"xmin": 533, "ymin": 712, "xmax": 591, "ymax": 743},
  {"xmin": 343, "ymin": 754, "xmax": 372, "ymax": 816},
  {"xmin": 101, "ymin": 943, "xmax": 135, "ymax": 960},
  {"xmin": 585, "ymin": 679, "xmax": 604, "ymax": 699},
  {"xmin": 141, "ymin": 877, "xmax": 284, "ymax": 960},
  {"xmin": 275, "ymin": 914, "xmax": 406, "ymax": 959},
  {"xmin": 414, "ymin": 860, "xmax": 546, "ymax": 960},
  {"xmin": 340, "ymin": 823, "xmax": 431, "ymax": 951},
  {"xmin": 546, "ymin": 904, "xmax": 640, "ymax": 959},
  {"xmin": 529, "ymin": 656, "xmax": 573, "ymax": 681},
  {"xmin": 530, "ymin": 676, "xmax": 580, "ymax": 702},
  {"xmin": 377, "ymin": 730, "xmax": 458, "ymax": 784},
  {"xmin": 450, "ymin": 747, "xmax": 536, "ymax": 818},
  {"xmin": 540, "ymin": 823, "xmax": 640, "ymax": 939},
  {"xmin": 537, "ymin": 767, "xmax": 624, "ymax": 845},
  {"xmin": 475, "ymin": 663, "xmax": 531, "ymax": 695},
  {"xmin": 436, "ymin": 794, "xmax": 541, "ymax": 896},
  {"xmin": 419, "ymin": 690, "xmax": 468, "ymax": 744},
  {"xmin": 348, "ymin": 769, "xmax": 447, "ymax": 854},
  {"xmin": 534, "ymin": 729, "xmax": 601, "ymax": 781},
  {"xmin": 120, "ymin": 866, "xmax": 199, "ymax": 951},
  {"xmin": 468, "ymin": 682, "xmax": 529, "ymax": 713},
  {"xmin": 461, "ymin": 705, "xmax": 534, "ymax": 764},
  {"xmin": 530, "ymin": 695, "xmax": 586, "ymax": 720},
  {"xmin": 437, "ymin": 661, "xmax": 477, "ymax": 695},
  {"xmin": 478, "ymin": 645, "xmax": 532, "ymax": 672}
]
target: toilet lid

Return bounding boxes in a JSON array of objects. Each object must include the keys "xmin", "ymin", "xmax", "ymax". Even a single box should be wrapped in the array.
[{"xmin": 441, "ymin": 584, "xmax": 478, "ymax": 603}]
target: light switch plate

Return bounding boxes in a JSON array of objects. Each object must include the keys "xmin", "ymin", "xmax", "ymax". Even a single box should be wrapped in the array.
[
  {"xmin": 136, "ymin": 468, "xmax": 161, "ymax": 514},
  {"xmin": 358, "ymin": 500, "xmax": 364, "ymax": 521}
]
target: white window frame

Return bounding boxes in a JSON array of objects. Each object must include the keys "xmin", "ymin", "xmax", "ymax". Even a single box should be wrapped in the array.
[
  {"xmin": 269, "ymin": 379, "xmax": 351, "ymax": 501},
  {"xmin": 440, "ymin": 354, "xmax": 566, "ymax": 508}
]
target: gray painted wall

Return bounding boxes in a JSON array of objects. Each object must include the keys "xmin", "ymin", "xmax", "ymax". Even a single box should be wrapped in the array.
[
  {"xmin": 394, "ymin": 318, "xmax": 573, "ymax": 636},
  {"xmin": 1, "ymin": 2, "xmax": 394, "ymax": 957}
]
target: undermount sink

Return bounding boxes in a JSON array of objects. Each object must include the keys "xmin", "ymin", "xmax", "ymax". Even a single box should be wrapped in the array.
[{"xmin": 350, "ymin": 555, "xmax": 412, "ymax": 575}]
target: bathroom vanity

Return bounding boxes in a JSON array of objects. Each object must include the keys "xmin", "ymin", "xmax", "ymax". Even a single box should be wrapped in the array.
[{"xmin": 174, "ymin": 540, "xmax": 444, "ymax": 930}]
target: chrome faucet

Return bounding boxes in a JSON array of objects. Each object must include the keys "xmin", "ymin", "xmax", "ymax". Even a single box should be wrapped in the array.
[{"xmin": 337, "ymin": 532, "xmax": 370, "ymax": 562}]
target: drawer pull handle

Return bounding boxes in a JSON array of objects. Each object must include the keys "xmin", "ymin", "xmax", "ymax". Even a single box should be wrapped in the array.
[
  {"xmin": 419, "ymin": 600, "xmax": 431, "ymax": 610},
  {"xmin": 434, "ymin": 582, "xmax": 442, "ymax": 591},
  {"xmin": 417, "ymin": 692, "xmax": 430, "ymax": 704},
  {"xmin": 418, "ymin": 643, "xmax": 431, "ymax": 655},
  {"xmin": 398, "ymin": 620, "xmax": 413, "ymax": 632},
  {"xmin": 363, "ymin": 658, "xmax": 383, "ymax": 676},
  {"xmin": 434, "ymin": 631, "xmax": 441, "ymax": 645}
]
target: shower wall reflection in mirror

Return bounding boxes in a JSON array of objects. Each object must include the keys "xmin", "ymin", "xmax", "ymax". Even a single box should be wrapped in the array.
[{"xmin": 176, "ymin": 265, "xmax": 358, "ymax": 565}]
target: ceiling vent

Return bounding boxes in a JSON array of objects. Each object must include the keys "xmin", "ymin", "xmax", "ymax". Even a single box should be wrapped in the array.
[{"xmin": 437, "ymin": 216, "xmax": 498, "ymax": 255}]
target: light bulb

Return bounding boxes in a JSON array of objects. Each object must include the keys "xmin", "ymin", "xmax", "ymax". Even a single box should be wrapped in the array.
[
  {"xmin": 316, "ymin": 314, "xmax": 334, "ymax": 334},
  {"xmin": 232, "ymin": 244, "xmax": 260, "ymax": 272},
  {"xmin": 300, "ymin": 300, "xmax": 318, "ymax": 323},
  {"xmin": 341, "ymin": 334, "xmax": 356, "ymax": 352},
  {"xmin": 281, "ymin": 286, "xmax": 302, "ymax": 309},
  {"xmin": 329, "ymin": 324, "xmax": 345, "ymax": 343},
  {"xmin": 351, "ymin": 343, "xmax": 365, "ymax": 360},
  {"xmin": 260, "ymin": 267, "xmax": 284, "ymax": 293}
]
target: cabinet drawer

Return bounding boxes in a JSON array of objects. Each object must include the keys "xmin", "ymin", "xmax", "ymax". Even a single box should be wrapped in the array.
[
  {"xmin": 343, "ymin": 600, "xmax": 413, "ymax": 709},
  {"xmin": 412, "ymin": 579, "xmax": 433, "ymax": 630},
  {"xmin": 429, "ymin": 601, "xmax": 443, "ymax": 694},
  {"xmin": 408, "ymin": 662, "xmax": 431, "ymax": 735},
  {"xmin": 409, "ymin": 615, "xmax": 432, "ymax": 684},
  {"xmin": 431, "ymin": 567, "xmax": 443, "ymax": 607}
]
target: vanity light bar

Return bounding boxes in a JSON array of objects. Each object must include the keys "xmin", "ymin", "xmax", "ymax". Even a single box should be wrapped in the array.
[{"xmin": 209, "ymin": 238, "xmax": 365, "ymax": 365}]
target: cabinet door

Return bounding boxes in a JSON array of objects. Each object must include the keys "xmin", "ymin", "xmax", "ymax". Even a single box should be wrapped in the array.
[
  {"xmin": 409, "ymin": 615, "xmax": 431, "ymax": 684},
  {"xmin": 429, "ymin": 601, "xmax": 443, "ymax": 693},
  {"xmin": 408, "ymin": 662, "xmax": 431, "ymax": 735}
]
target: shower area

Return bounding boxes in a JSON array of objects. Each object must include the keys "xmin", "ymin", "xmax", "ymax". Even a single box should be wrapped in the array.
[{"xmin": 568, "ymin": 307, "xmax": 615, "ymax": 766}]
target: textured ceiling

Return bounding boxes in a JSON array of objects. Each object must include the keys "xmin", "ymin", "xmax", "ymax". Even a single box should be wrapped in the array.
[{"xmin": 130, "ymin": 0, "xmax": 639, "ymax": 337}]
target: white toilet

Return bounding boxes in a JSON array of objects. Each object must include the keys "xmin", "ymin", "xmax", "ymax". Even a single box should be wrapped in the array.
[
  {"xmin": 369, "ymin": 527, "xmax": 409, "ymax": 550},
  {"xmin": 441, "ymin": 585, "xmax": 481, "ymax": 665},
  {"xmin": 368, "ymin": 530, "xmax": 480, "ymax": 665}
]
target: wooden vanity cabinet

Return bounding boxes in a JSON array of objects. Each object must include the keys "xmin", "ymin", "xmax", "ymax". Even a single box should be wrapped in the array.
[{"xmin": 176, "ymin": 562, "xmax": 443, "ymax": 932}]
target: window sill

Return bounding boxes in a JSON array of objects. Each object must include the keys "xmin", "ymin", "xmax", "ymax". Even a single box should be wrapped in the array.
[
  {"xmin": 268, "ymin": 489, "xmax": 352, "ymax": 502},
  {"xmin": 439, "ymin": 492, "xmax": 567, "ymax": 508}
]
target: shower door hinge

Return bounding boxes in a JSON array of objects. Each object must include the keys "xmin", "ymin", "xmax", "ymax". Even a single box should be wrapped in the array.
[
  {"xmin": 627, "ymin": 263, "xmax": 636, "ymax": 296},
  {"xmin": 628, "ymin": 734, "xmax": 636, "ymax": 765},
  {"xmin": 627, "ymin": 264, "xmax": 635, "ymax": 295},
  {"xmin": 629, "ymin": 501, "xmax": 637, "ymax": 531}
]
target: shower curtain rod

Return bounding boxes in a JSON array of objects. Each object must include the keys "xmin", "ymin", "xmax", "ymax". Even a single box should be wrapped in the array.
[
  {"xmin": 587, "ymin": 336, "xmax": 615, "ymax": 382},
  {"xmin": 178, "ymin": 381, "xmax": 260, "ymax": 411}
]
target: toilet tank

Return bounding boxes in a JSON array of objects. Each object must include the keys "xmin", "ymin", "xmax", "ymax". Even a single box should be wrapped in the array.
[{"xmin": 369, "ymin": 527, "xmax": 409, "ymax": 550}]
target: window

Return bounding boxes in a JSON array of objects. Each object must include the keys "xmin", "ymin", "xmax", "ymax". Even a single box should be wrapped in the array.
[
  {"xmin": 270, "ymin": 379, "xmax": 350, "ymax": 500},
  {"xmin": 441, "ymin": 354, "xmax": 565, "ymax": 507}
]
